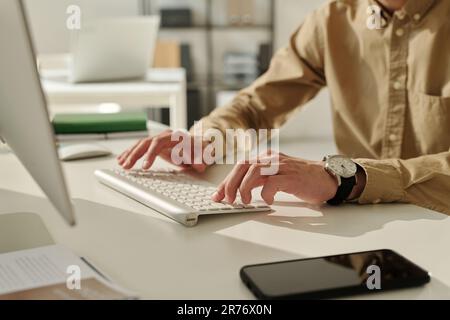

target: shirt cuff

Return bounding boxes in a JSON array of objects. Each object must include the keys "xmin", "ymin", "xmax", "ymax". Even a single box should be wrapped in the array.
[{"xmin": 352, "ymin": 158, "xmax": 405, "ymax": 204}]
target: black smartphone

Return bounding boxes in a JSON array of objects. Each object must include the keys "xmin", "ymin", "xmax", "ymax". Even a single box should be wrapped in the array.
[{"xmin": 240, "ymin": 249, "xmax": 430, "ymax": 299}]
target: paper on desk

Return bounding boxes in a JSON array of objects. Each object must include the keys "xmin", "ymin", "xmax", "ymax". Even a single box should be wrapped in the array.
[{"xmin": 0, "ymin": 244, "xmax": 135, "ymax": 299}]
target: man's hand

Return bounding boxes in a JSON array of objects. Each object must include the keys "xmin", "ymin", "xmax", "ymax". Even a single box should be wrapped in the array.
[
  {"xmin": 212, "ymin": 152, "xmax": 364, "ymax": 205},
  {"xmin": 117, "ymin": 130, "xmax": 208, "ymax": 172}
]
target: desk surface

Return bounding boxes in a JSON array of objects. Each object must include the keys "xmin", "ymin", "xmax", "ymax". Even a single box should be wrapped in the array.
[
  {"xmin": 1, "ymin": 138, "xmax": 450, "ymax": 299},
  {"xmin": 41, "ymin": 69, "xmax": 185, "ymax": 98}
]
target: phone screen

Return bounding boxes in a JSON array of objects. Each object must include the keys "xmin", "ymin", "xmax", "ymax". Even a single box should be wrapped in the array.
[{"xmin": 241, "ymin": 249, "xmax": 430, "ymax": 299}]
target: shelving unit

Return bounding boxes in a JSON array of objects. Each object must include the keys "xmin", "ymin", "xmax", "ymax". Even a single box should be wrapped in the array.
[{"xmin": 141, "ymin": 0, "xmax": 275, "ymax": 126}]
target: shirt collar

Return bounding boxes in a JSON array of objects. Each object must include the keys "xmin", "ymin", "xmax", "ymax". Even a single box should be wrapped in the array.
[
  {"xmin": 373, "ymin": 0, "xmax": 436, "ymax": 23},
  {"xmin": 402, "ymin": 0, "xmax": 436, "ymax": 21}
]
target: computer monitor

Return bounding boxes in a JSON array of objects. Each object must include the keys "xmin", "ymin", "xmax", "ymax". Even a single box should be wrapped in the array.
[{"xmin": 0, "ymin": 0, "xmax": 76, "ymax": 226}]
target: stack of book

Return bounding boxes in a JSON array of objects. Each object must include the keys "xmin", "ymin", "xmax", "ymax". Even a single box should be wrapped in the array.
[{"xmin": 52, "ymin": 111, "xmax": 149, "ymax": 141}]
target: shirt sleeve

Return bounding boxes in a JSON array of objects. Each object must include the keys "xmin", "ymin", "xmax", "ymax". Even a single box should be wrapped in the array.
[
  {"xmin": 192, "ymin": 9, "xmax": 327, "ymax": 135},
  {"xmin": 354, "ymin": 150, "xmax": 450, "ymax": 215}
]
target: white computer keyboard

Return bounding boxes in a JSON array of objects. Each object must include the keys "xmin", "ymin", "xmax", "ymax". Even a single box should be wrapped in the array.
[{"xmin": 95, "ymin": 168, "xmax": 271, "ymax": 226}]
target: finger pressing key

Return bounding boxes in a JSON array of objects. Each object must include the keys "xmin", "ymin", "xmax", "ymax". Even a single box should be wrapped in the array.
[
  {"xmin": 117, "ymin": 139, "xmax": 143, "ymax": 164},
  {"xmin": 122, "ymin": 138, "xmax": 152, "ymax": 169},
  {"xmin": 142, "ymin": 134, "xmax": 177, "ymax": 170},
  {"xmin": 222, "ymin": 161, "xmax": 251, "ymax": 203}
]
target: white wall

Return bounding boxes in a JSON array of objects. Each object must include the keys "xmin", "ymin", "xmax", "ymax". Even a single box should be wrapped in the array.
[
  {"xmin": 274, "ymin": 0, "xmax": 333, "ymax": 141},
  {"xmin": 274, "ymin": 0, "xmax": 325, "ymax": 50}
]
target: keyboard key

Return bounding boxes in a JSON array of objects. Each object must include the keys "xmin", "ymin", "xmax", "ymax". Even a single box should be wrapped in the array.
[{"xmin": 100, "ymin": 169, "xmax": 272, "ymax": 225}]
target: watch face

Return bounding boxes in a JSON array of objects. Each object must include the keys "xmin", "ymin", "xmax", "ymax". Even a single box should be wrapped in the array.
[{"xmin": 326, "ymin": 156, "xmax": 357, "ymax": 178}]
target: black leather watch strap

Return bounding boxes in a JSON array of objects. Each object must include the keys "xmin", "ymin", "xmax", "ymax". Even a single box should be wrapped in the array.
[{"xmin": 327, "ymin": 176, "xmax": 356, "ymax": 206}]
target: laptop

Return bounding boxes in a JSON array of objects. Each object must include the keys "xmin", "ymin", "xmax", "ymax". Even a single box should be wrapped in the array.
[{"xmin": 69, "ymin": 16, "xmax": 160, "ymax": 83}]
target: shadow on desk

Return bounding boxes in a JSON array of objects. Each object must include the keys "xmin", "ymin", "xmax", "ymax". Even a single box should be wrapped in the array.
[
  {"xmin": 1, "ymin": 188, "xmax": 449, "ymax": 299},
  {"xmin": 195, "ymin": 164, "xmax": 447, "ymax": 237},
  {"xmin": 0, "ymin": 188, "xmax": 301, "ymax": 299},
  {"xmin": 196, "ymin": 200, "xmax": 446, "ymax": 238}
]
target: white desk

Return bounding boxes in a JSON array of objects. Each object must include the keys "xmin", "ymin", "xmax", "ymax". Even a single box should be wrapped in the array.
[
  {"xmin": 40, "ymin": 69, "xmax": 187, "ymax": 129},
  {"xmin": 1, "ymin": 138, "xmax": 450, "ymax": 299}
]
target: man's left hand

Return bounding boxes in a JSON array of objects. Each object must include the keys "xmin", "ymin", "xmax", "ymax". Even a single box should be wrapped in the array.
[{"xmin": 212, "ymin": 152, "xmax": 344, "ymax": 205}]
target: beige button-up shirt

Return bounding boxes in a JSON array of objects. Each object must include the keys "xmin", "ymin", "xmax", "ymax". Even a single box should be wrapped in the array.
[{"xmin": 195, "ymin": 0, "xmax": 450, "ymax": 215}]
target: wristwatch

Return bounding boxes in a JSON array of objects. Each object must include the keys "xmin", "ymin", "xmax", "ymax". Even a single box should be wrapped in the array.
[{"xmin": 323, "ymin": 155, "xmax": 358, "ymax": 205}]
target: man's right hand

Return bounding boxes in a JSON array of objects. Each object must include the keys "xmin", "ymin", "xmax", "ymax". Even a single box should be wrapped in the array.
[{"xmin": 117, "ymin": 129, "xmax": 208, "ymax": 172}]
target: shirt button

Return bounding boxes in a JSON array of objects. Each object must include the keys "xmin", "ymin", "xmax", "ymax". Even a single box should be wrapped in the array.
[
  {"xmin": 413, "ymin": 13, "xmax": 421, "ymax": 21},
  {"xmin": 393, "ymin": 81, "xmax": 403, "ymax": 90},
  {"xmin": 396, "ymin": 11, "xmax": 406, "ymax": 20},
  {"xmin": 389, "ymin": 134, "xmax": 397, "ymax": 142},
  {"xmin": 392, "ymin": 104, "xmax": 403, "ymax": 113},
  {"xmin": 395, "ymin": 28, "xmax": 404, "ymax": 37}
]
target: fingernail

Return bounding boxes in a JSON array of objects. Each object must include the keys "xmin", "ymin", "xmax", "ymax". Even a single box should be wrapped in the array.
[{"xmin": 142, "ymin": 160, "xmax": 149, "ymax": 169}]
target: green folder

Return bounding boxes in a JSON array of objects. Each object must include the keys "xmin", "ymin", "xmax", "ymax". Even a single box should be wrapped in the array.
[{"xmin": 52, "ymin": 112, "xmax": 148, "ymax": 134}]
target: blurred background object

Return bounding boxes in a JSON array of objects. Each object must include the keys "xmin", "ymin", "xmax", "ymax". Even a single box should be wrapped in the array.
[
  {"xmin": 227, "ymin": 0, "xmax": 254, "ymax": 26},
  {"xmin": 160, "ymin": 7, "xmax": 192, "ymax": 27},
  {"xmin": 222, "ymin": 52, "xmax": 258, "ymax": 87},
  {"xmin": 25, "ymin": 0, "xmax": 332, "ymax": 141},
  {"xmin": 153, "ymin": 40, "xmax": 181, "ymax": 68}
]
